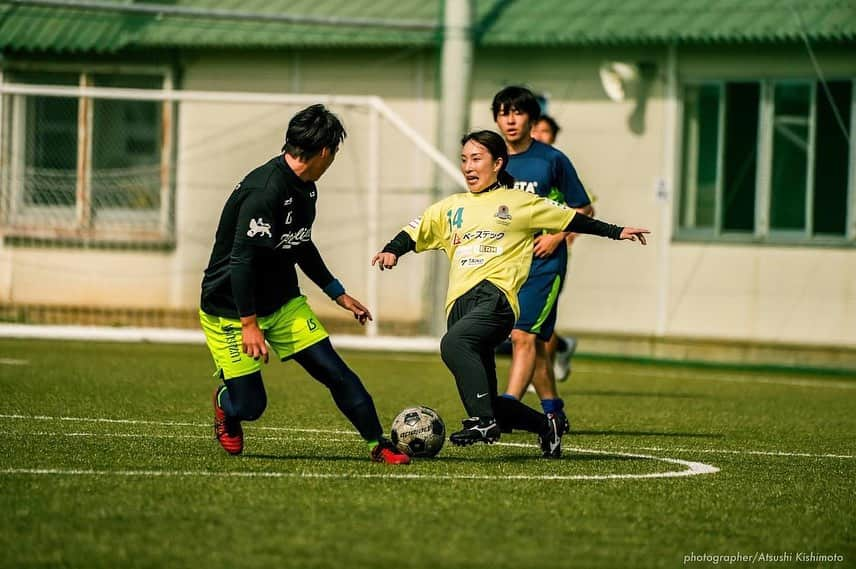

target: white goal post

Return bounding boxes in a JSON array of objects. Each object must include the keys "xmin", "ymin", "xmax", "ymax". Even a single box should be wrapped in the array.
[{"xmin": 0, "ymin": 82, "xmax": 466, "ymax": 347}]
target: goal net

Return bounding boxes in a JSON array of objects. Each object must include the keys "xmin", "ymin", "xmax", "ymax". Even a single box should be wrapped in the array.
[{"xmin": 0, "ymin": 80, "xmax": 463, "ymax": 348}]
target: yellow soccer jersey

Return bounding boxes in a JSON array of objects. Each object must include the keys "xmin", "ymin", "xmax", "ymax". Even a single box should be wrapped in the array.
[{"xmin": 402, "ymin": 187, "xmax": 576, "ymax": 318}]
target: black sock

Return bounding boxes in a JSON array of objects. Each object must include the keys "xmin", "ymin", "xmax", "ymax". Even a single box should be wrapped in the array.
[
  {"xmin": 493, "ymin": 396, "xmax": 546, "ymax": 434},
  {"xmin": 337, "ymin": 398, "xmax": 384, "ymax": 443},
  {"xmin": 293, "ymin": 339, "xmax": 383, "ymax": 442}
]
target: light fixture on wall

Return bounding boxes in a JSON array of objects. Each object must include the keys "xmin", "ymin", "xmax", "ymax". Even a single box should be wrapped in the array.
[
  {"xmin": 598, "ymin": 61, "xmax": 658, "ymax": 134},
  {"xmin": 598, "ymin": 62, "xmax": 639, "ymax": 102}
]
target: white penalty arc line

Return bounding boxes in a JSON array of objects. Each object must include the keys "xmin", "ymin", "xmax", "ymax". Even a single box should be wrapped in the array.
[
  {"xmin": 0, "ymin": 460, "xmax": 717, "ymax": 481},
  {"xmin": 0, "ymin": 431, "xmax": 720, "ymax": 479},
  {"xmin": 1, "ymin": 413, "xmax": 852, "ymax": 460},
  {"xmin": 0, "ymin": 439, "xmax": 720, "ymax": 481},
  {"xmin": 0, "ymin": 414, "xmax": 718, "ymax": 481}
]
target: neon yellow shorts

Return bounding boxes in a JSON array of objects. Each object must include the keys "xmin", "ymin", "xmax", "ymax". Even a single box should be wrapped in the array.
[{"xmin": 199, "ymin": 296, "xmax": 329, "ymax": 379}]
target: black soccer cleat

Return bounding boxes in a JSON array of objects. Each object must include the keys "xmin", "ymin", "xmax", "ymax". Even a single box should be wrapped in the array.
[
  {"xmin": 556, "ymin": 409, "xmax": 571, "ymax": 435},
  {"xmin": 539, "ymin": 412, "xmax": 563, "ymax": 459},
  {"xmin": 449, "ymin": 417, "xmax": 501, "ymax": 446}
]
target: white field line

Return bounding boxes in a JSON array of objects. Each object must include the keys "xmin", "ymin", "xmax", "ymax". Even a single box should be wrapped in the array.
[
  {"xmin": 0, "ymin": 413, "xmax": 358, "ymax": 435},
  {"xmin": 631, "ymin": 446, "xmax": 855, "ymax": 460},
  {"xmin": 12, "ymin": 431, "xmax": 328, "ymax": 442},
  {"xmin": 24, "ymin": 431, "xmax": 848, "ymax": 460},
  {"xmin": 1, "ymin": 413, "xmax": 851, "ymax": 460},
  {"xmin": 1, "ymin": 323, "xmax": 852, "ymax": 388},
  {"xmin": 0, "ymin": 358, "xmax": 29, "ymax": 365}
]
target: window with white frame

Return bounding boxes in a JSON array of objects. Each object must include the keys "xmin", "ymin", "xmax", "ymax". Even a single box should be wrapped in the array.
[
  {"xmin": 0, "ymin": 67, "xmax": 173, "ymax": 244},
  {"xmin": 678, "ymin": 79, "xmax": 854, "ymax": 244}
]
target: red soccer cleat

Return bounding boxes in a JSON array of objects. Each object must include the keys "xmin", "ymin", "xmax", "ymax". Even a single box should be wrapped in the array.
[
  {"xmin": 213, "ymin": 387, "xmax": 243, "ymax": 455},
  {"xmin": 371, "ymin": 440, "xmax": 411, "ymax": 465}
]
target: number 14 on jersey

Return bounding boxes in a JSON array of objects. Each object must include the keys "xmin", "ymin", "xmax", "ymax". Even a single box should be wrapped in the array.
[{"xmin": 446, "ymin": 207, "xmax": 464, "ymax": 229}]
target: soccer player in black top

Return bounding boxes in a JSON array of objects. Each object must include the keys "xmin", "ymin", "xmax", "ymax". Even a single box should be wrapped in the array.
[{"xmin": 200, "ymin": 104, "xmax": 409, "ymax": 464}]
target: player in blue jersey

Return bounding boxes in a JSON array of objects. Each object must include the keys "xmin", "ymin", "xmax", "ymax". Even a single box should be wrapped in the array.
[
  {"xmin": 492, "ymin": 86, "xmax": 593, "ymax": 438},
  {"xmin": 496, "ymin": 114, "xmax": 581, "ymax": 382},
  {"xmin": 531, "ymin": 114, "xmax": 582, "ymax": 383}
]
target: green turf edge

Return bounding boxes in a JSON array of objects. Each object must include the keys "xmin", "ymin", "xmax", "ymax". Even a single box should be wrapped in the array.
[{"xmin": 570, "ymin": 352, "xmax": 856, "ymax": 378}]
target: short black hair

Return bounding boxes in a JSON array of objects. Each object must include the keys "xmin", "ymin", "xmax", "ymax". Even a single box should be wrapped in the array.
[
  {"xmin": 491, "ymin": 86, "xmax": 541, "ymax": 122},
  {"xmin": 460, "ymin": 130, "xmax": 516, "ymax": 188},
  {"xmin": 282, "ymin": 104, "xmax": 347, "ymax": 158},
  {"xmin": 537, "ymin": 114, "xmax": 560, "ymax": 137}
]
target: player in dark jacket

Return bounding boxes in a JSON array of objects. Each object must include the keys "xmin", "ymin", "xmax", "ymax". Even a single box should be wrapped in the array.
[{"xmin": 200, "ymin": 104, "xmax": 409, "ymax": 464}]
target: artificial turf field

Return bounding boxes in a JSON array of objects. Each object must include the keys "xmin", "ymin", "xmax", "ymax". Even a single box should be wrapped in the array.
[{"xmin": 1, "ymin": 338, "xmax": 854, "ymax": 569}]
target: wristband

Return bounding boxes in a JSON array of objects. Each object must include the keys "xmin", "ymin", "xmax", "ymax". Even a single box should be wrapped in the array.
[{"xmin": 323, "ymin": 278, "xmax": 346, "ymax": 300}]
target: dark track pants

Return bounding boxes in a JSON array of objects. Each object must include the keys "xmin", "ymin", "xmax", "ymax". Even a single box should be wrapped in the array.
[{"xmin": 440, "ymin": 280, "xmax": 515, "ymax": 418}]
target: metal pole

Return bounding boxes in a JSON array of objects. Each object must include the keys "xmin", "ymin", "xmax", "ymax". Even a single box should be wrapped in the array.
[
  {"xmin": 656, "ymin": 44, "xmax": 678, "ymax": 336},
  {"xmin": 0, "ymin": 66, "xmax": 10, "ymax": 304},
  {"xmin": 75, "ymin": 73, "xmax": 92, "ymax": 231},
  {"xmin": 366, "ymin": 104, "xmax": 380, "ymax": 337},
  {"xmin": 428, "ymin": 0, "xmax": 473, "ymax": 336}
]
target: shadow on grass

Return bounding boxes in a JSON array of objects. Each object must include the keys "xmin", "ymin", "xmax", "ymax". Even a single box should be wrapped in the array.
[
  {"xmin": 570, "ymin": 390, "xmax": 708, "ymax": 399},
  {"xmin": 243, "ymin": 452, "xmax": 642, "ymax": 464},
  {"xmin": 572, "ymin": 430, "xmax": 723, "ymax": 439}
]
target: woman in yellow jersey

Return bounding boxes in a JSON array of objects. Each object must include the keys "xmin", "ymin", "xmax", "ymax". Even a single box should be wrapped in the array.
[{"xmin": 372, "ymin": 130, "xmax": 649, "ymax": 457}]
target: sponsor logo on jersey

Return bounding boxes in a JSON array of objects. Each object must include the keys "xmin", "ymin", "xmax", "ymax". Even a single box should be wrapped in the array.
[
  {"xmin": 309, "ymin": 191, "xmax": 316, "ymax": 198},
  {"xmin": 461, "ymin": 230, "xmax": 504, "ymax": 241},
  {"xmin": 452, "ymin": 232, "xmax": 461, "ymax": 245},
  {"xmin": 455, "ymin": 244, "xmax": 503, "ymax": 258},
  {"xmin": 494, "ymin": 205, "xmax": 512, "ymax": 225},
  {"xmin": 247, "ymin": 218, "xmax": 272, "ymax": 238},
  {"xmin": 234, "ymin": 182, "xmax": 242, "ymax": 191},
  {"xmin": 276, "ymin": 227, "xmax": 312, "ymax": 249},
  {"xmin": 458, "ymin": 257, "xmax": 485, "ymax": 268},
  {"xmin": 283, "ymin": 197, "xmax": 293, "ymax": 206}
]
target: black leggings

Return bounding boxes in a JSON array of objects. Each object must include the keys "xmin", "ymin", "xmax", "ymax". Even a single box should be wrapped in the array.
[
  {"xmin": 222, "ymin": 338, "xmax": 383, "ymax": 441},
  {"xmin": 440, "ymin": 280, "xmax": 547, "ymax": 433},
  {"xmin": 440, "ymin": 281, "xmax": 515, "ymax": 417}
]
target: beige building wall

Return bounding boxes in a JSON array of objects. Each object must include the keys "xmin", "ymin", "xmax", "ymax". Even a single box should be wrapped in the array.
[
  {"xmin": 3, "ymin": 45, "xmax": 855, "ymax": 349},
  {"xmin": 469, "ymin": 46, "xmax": 856, "ymax": 347}
]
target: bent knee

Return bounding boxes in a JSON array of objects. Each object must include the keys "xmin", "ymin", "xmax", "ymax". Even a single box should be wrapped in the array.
[
  {"xmin": 439, "ymin": 333, "xmax": 460, "ymax": 362},
  {"xmin": 510, "ymin": 329, "xmax": 536, "ymax": 346}
]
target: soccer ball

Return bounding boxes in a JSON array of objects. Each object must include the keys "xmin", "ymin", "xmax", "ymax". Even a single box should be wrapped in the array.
[{"xmin": 390, "ymin": 406, "xmax": 445, "ymax": 458}]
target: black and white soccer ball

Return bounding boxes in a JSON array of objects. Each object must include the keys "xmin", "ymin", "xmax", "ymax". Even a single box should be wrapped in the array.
[{"xmin": 390, "ymin": 406, "xmax": 445, "ymax": 458}]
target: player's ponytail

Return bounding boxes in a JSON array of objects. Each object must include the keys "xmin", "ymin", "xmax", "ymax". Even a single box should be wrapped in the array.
[
  {"xmin": 497, "ymin": 168, "xmax": 515, "ymax": 189},
  {"xmin": 460, "ymin": 130, "xmax": 516, "ymax": 189}
]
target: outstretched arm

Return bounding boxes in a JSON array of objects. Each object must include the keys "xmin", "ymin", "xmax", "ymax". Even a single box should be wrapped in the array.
[{"xmin": 563, "ymin": 214, "xmax": 649, "ymax": 245}]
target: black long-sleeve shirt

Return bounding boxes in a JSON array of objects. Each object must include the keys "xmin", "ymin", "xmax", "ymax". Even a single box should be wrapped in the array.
[{"xmin": 201, "ymin": 155, "xmax": 338, "ymax": 318}]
